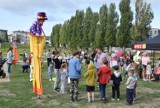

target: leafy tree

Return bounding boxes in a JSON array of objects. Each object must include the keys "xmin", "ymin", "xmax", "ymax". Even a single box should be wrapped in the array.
[
  {"xmin": 66, "ymin": 16, "xmax": 75, "ymax": 47},
  {"xmin": 134, "ymin": 0, "xmax": 154, "ymax": 41},
  {"xmin": 74, "ymin": 10, "xmax": 84, "ymax": 48},
  {"xmin": 89, "ymin": 12, "xmax": 99, "ymax": 47},
  {"xmin": 95, "ymin": 4, "xmax": 108, "ymax": 48},
  {"xmin": 50, "ymin": 24, "xmax": 62, "ymax": 48},
  {"xmin": 59, "ymin": 21, "xmax": 69, "ymax": 47},
  {"xmin": 82, "ymin": 7, "xmax": 93, "ymax": 48},
  {"xmin": 105, "ymin": 3, "xmax": 119, "ymax": 47},
  {"xmin": 117, "ymin": 0, "xmax": 133, "ymax": 48}
]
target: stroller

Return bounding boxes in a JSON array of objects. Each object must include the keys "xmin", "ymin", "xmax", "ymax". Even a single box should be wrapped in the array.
[{"xmin": 0, "ymin": 58, "xmax": 7, "ymax": 78}]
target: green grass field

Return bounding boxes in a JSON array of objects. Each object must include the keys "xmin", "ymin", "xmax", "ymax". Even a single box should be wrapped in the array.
[
  {"xmin": 1, "ymin": 63, "xmax": 160, "ymax": 108},
  {"xmin": 1, "ymin": 44, "xmax": 160, "ymax": 108}
]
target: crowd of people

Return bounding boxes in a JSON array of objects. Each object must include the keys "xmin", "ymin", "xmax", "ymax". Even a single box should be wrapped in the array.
[{"xmin": 1, "ymin": 47, "xmax": 160, "ymax": 105}]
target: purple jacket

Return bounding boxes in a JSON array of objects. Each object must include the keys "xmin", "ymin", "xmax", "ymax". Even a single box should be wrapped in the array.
[{"xmin": 29, "ymin": 21, "xmax": 44, "ymax": 36}]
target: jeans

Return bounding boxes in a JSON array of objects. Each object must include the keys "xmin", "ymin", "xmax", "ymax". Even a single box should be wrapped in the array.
[
  {"xmin": 60, "ymin": 79, "xmax": 66, "ymax": 93},
  {"xmin": 70, "ymin": 78, "xmax": 79, "ymax": 101},
  {"xmin": 99, "ymin": 84, "xmax": 106, "ymax": 99},
  {"xmin": 54, "ymin": 69, "xmax": 61, "ymax": 89},
  {"xmin": 48, "ymin": 66, "xmax": 54, "ymax": 80},
  {"xmin": 7, "ymin": 63, "xmax": 12, "ymax": 73},
  {"xmin": 126, "ymin": 88, "xmax": 134, "ymax": 105},
  {"xmin": 112, "ymin": 84, "xmax": 120, "ymax": 98}
]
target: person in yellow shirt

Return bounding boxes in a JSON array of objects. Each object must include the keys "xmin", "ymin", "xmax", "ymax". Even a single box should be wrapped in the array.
[{"xmin": 84, "ymin": 63, "xmax": 97, "ymax": 102}]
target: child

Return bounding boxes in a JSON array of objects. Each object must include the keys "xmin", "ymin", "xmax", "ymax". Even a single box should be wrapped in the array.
[
  {"xmin": 60, "ymin": 63, "xmax": 68, "ymax": 93},
  {"xmin": 29, "ymin": 52, "xmax": 33, "ymax": 81},
  {"xmin": 97, "ymin": 59, "xmax": 112, "ymax": 103},
  {"xmin": 22, "ymin": 62, "xmax": 30, "ymax": 73},
  {"xmin": 48, "ymin": 62, "xmax": 54, "ymax": 81},
  {"xmin": 111, "ymin": 66, "xmax": 122, "ymax": 101},
  {"xmin": 119, "ymin": 57, "xmax": 124, "ymax": 72},
  {"xmin": 125, "ymin": 69, "xmax": 137, "ymax": 105},
  {"xmin": 146, "ymin": 62, "xmax": 152, "ymax": 82},
  {"xmin": 84, "ymin": 63, "xmax": 97, "ymax": 102}
]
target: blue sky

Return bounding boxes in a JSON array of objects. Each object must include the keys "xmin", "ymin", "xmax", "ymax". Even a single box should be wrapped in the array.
[{"xmin": 0, "ymin": 0, "xmax": 159, "ymax": 36}]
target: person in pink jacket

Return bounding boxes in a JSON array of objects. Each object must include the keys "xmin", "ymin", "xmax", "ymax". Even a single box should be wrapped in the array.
[{"xmin": 141, "ymin": 52, "xmax": 150, "ymax": 81}]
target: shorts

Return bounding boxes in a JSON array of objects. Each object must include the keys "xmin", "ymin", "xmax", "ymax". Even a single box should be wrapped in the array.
[
  {"xmin": 142, "ymin": 65, "xmax": 146, "ymax": 69},
  {"xmin": 86, "ymin": 85, "xmax": 95, "ymax": 92}
]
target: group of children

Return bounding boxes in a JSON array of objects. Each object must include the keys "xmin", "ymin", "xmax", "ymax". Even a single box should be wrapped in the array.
[
  {"xmin": 48, "ymin": 56, "xmax": 137, "ymax": 105},
  {"xmin": 85, "ymin": 58, "xmax": 137, "ymax": 105}
]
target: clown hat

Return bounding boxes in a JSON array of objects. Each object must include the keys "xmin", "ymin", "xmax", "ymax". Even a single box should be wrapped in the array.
[{"xmin": 37, "ymin": 12, "xmax": 48, "ymax": 20}]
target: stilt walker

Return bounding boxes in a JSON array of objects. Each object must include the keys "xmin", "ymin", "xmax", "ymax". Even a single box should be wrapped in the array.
[
  {"xmin": 28, "ymin": 12, "xmax": 48, "ymax": 98},
  {"xmin": 12, "ymin": 38, "xmax": 18, "ymax": 65}
]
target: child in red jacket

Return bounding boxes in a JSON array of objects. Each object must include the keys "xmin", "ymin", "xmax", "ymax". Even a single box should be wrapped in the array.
[{"xmin": 98, "ymin": 59, "xmax": 112, "ymax": 103}]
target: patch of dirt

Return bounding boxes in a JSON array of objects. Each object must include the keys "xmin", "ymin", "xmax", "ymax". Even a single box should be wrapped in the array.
[
  {"xmin": 48, "ymin": 99, "xmax": 60, "ymax": 106},
  {"xmin": 138, "ymin": 87, "xmax": 160, "ymax": 94},
  {"xmin": 0, "ymin": 89, "xmax": 16, "ymax": 97}
]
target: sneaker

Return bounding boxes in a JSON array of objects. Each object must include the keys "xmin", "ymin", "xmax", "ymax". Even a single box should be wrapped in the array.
[
  {"xmin": 151, "ymin": 78, "xmax": 155, "ymax": 81},
  {"xmin": 70, "ymin": 100, "xmax": 74, "ymax": 103},
  {"xmin": 117, "ymin": 99, "xmax": 120, "ymax": 101},
  {"xmin": 102, "ymin": 98, "xmax": 106, "ymax": 103},
  {"xmin": 49, "ymin": 79, "xmax": 52, "ymax": 81},
  {"xmin": 53, "ymin": 88, "xmax": 59, "ymax": 91},
  {"xmin": 143, "ymin": 78, "xmax": 146, "ymax": 81},
  {"xmin": 111, "ymin": 98, "xmax": 115, "ymax": 101},
  {"xmin": 91, "ymin": 98, "xmax": 95, "ymax": 102},
  {"xmin": 133, "ymin": 98, "xmax": 136, "ymax": 101},
  {"xmin": 88, "ymin": 100, "xmax": 91, "ymax": 103}
]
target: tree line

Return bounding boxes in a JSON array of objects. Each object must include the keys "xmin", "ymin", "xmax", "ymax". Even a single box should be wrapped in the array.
[{"xmin": 50, "ymin": 0, "xmax": 154, "ymax": 49}]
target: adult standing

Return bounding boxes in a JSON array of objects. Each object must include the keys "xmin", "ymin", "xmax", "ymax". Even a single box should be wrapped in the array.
[
  {"xmin": 133, "ymin": 51, "xmax": 142, "ymax": 78},
  {"xmin": 12, "ymin": 38, "xmax": 18, "ymax": 65},
  {"xmin": 68, "ymin": 51, "xmax": 82, "ymax": 102},
  {"xmin": 94, "ymin": 48, "xmax": 108, "ymax": 71},
  {"xmin": 125, "ymin": 50, "xmax": 133, "ymax": 66},
  {"xmin": 46, "ymin": 49, "xmax": 52, "ymax": 67},
  {"xmin": 53, "ymin": 51, "xmax": 62, "ymax": 91},
  {"xmin": 7, "ymin": 47, "xmax": 14, "ymax": 80},
  {"xmin": 141, "ymin": 52, "xmax": 150, "ymax": 81}
]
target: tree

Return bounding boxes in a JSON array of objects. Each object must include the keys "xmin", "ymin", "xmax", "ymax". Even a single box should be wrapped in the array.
[
  {"xmin": 74, "ymin": 10, "xmax": 84, "ymax": 48},
  {"xmin": 50, "ymin": 24, "xmax": 62, "ymax": 48},
  {"xmin": 134, "ymin": 0, "xmax": 154, "ymax": 41},
  {"xmin": 117, "ymin": 0, "xmax": 133, "ymax": 48},
  {"xmin": 59, "ymin": 21, "xmax": 69, "ymax": 47},
  {"xmin": 82, "ymin": 7, "xmax": 93, "ymax": 49},
  {"xmin": 5, "ymin": 32, "xmax": 8, "ymax": 42},
  {"xmin": 105, "ymin": 3, "xmax": 119, "ymax": 47},
  {"xmin": 66, "ymin": 16, "xmax": 75, "ymax": 48},
  {"xmin": 95, "ymin": 4, "xmax": 108, "ymax": 49},
  {"xmin": 89, "ymin": 12, "xmax": 99, "ymax": 47}
]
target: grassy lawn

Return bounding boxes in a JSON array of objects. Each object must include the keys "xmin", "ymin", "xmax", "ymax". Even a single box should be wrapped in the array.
[
  {"xmin": 0, "ymin": 62, "xmax": 160, "ymax": 108},
  {"xmin": 1, "ymin": 44, "xmax": 160, "ymax": 108}
]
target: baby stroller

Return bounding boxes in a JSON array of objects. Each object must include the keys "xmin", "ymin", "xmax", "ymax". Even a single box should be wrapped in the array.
[{"xmin": 0, "ymin": 58, "xmax": 7, "ymax": 78}]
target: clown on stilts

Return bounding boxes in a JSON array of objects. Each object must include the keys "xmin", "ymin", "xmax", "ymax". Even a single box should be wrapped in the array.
[
  {"xmin": 12, "ymin": 38, "xmax": 19, "ymax": 65},
  {"xmin": 28, "ymin": 12, "xmax": 48, "ymax": 98}
]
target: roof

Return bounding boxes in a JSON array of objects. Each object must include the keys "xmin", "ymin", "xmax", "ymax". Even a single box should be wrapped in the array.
[
  {"xmin": 0, "ymin": 29, "xmax": 7, "ymax": 31},
  {"xmin": 133, "ymin": 35, "xmax": 160, "ymax": 50}
]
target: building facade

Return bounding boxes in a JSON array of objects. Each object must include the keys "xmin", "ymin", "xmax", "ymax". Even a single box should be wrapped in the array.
[
  {"xmin": 149, "ymin": 28, "xmax": 160, "ymax": 38},
  {"xmin": 0, "ymin": 29, "xmax": 8, "ymax": 42},
  {"xmin": 12, "ymin": 31, "xmax": 29, "ymax": 44}
]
